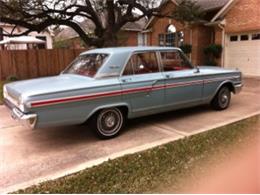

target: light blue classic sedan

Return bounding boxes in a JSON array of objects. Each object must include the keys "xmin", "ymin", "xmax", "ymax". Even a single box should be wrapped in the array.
[{"xmin": 3, "ymin": 47, "xmax": 243, "ymax": 139}]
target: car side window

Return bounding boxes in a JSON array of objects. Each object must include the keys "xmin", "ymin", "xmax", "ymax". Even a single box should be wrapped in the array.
[
  {"xmin": 123, "ymin": 60, "xmax": 134, "ymax": 76},
  {"xmin": 160, "ymin": 51, "xmax": 192, "ymax": 72},
  {"xmin": 123, "ymin": 52, "xmax": 159, "ymax": 75}
]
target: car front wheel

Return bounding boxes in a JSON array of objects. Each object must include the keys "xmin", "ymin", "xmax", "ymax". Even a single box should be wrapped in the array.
[
  {"xmin": 211, "ymin": 86, "xmax": 231, "ymax": 110},
  {"xmin": 92, "ymin": 108, "xmax": 125, "ymax": 139}
]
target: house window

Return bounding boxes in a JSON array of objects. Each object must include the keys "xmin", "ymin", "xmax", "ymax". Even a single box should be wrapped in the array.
[
  {"xmin": 159, "ymin": 34, "xmax": 165, "ymax": 46},
  {"xmin": 252, "ymin": 33, "xmax": 260, "ymax": 40},
  {"xmin": 166, "ymin": 24, "xmax": 176, "ymax": 47},
  {"xmin": 240, "ymin": 34, "xmax": 249, "ymax": 41},
  {"xmin": 158, "ymin": 24, "xmax": 183, "ymax": 47},
  {"xmin": 166, "ymin": 33, "xmax": 175, "ymax": 46},
  {"xmin": 230, "ymin": 35, "xmax": 238, "ymax": 42},
  {"xmin": 138, "ymin": 33, "xmax": 148, "ymax": 46}
]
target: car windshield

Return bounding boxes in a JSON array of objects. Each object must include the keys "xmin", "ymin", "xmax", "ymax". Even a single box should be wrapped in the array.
[{"xmin": 63, "ymin": 53, "xmax": 109, "ymax": 78}]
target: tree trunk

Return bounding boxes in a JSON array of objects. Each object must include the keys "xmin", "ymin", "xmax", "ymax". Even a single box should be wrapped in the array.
[{"xmin": 102, "ymin": 30, "xmax": 119, "ymax": 47}]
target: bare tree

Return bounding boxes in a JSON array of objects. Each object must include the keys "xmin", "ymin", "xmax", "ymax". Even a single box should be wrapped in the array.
[
  {"xmin": 171, "ymin": 0, "xmax": 205, "ymax": 28},
  {"xmin": 0, "ymin": 0, "xmax": 205, "ymax": 47},
  {"xmin": 0, "ymin": 0, "xmax": 159, "ymax": 47}
]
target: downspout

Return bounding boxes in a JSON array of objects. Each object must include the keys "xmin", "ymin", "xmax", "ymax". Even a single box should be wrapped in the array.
[
  {"xmin": 218, "ymin": 20, "xmax": 226, "ymax": 67},
  {"xmin": 190, "ymin": 28, "xmax": 193, "ymax": 61}
]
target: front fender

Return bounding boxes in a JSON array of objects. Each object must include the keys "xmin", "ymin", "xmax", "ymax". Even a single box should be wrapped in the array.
[{"xmin": 211, "ymin": 80, "xmax": 235, "ymax": 101}]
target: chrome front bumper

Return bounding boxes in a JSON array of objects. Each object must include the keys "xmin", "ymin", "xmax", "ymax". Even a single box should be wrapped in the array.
[
  {"xmin": 4, "ymin": 99, "xmax": 37, "ymax": 129},
  {"xmin": 234, "ymin": 83, "xmax": 243, "ymax": 94}
]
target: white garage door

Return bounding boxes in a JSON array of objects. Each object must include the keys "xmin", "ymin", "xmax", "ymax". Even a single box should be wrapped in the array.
[{"xmin": 225, "ymin": 32, "xmax": 260, "ymax": 77}]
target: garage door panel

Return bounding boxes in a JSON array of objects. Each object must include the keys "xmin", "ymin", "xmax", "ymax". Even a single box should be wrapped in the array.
[{"xmin": 225, "ymin": 34, "xmax": 260, "ymax": 76}]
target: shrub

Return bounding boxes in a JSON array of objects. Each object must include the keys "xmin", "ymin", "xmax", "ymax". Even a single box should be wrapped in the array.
[
  {"xmin": 180, "ymin": 44, "xmax": 192, "ymax": 54},
  {"xmin": 204, "ymin": 44, "xmax": 222, "ymax": 58},
  {"xmin": 53, "ymin": 40, "xmax": 71, "ymax": 49},
  {"xmin": 6, "ymin": 75, "xmax": 18, "ymax": 82},
  {"xmin": 204, "ymin": 44, "xmax": 222, "ymax": 66}
]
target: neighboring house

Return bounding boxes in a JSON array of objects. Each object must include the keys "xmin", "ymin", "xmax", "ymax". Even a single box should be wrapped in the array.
[
  {"xmin": 120, "ymin": 17, "xmax": 149, "ymax": 46},
  {"xmin": 54, "ymin": 20, "xmax": 95, "ymax": 49},
  {"xmin": 55, "ymin": 17, "xmax": 148, "ymax": 48},
  {"xmin": 0, "ymin": 23, "xmax": 53, "ymax": 50}
]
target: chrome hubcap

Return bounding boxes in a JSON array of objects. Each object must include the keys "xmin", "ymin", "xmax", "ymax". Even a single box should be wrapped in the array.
[
  {"xmin": 219, "ymin": 88, "xmax": 230, "ymax": 108},
  {"xmin": 105, "ymin": 115, "xmax": 116, "ymax": 128},
  {"xmin": 221, "ymin": 95, "xmax": 228, "ymax": 104},
  {"xmin": 97, "ymin": 108, "xmax": 123, "ymax": 136}
]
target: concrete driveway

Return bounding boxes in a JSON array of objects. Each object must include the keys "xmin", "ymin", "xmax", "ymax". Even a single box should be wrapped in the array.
[{"xmin": 1, "ymin": 78, "xmax": 260, "ymax": 193}]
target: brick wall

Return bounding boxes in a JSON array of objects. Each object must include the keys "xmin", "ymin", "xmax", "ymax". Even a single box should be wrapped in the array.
[
  {"xmin": 225, "ymin": 0, "xmax": 260, "ymax": 33},
  {"xmin": 214, "ymin": 27, "xmax": 224, "ymax": 66},
  {"xmin": 148, "ymin": 16, "xmax": 213, "ymax": 65},
  {"xmin": 144, "ymin": 1, "xmax": 214, "ymax": 65},
  {"xmin": 119, "ymin": 31, "xmax": 138, "ymax": 46},
  {"xmin": 148, "ymin": 2, "xmax": 185, "ymax": 46},
  {"xmin": 214, "ymin": 28, "xmax": 223, "ymax": 45},
  {"xmin": 191, "ymin": 25, "xmax": 213, "ymax": 65}
]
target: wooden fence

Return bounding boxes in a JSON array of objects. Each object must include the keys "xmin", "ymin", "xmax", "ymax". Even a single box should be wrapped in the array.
[{"xmin": 0, "ymin": 49, "xmax": 86, "ymax": 80}]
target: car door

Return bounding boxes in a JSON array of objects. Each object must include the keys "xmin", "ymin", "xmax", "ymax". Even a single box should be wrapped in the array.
[
  {"xmin": 160, "ymin": 50, "xmax": 204, "ymax": 107},
  {"xmin": 120, "ymin": 51, "xmax": 165, "ymax": 116}
]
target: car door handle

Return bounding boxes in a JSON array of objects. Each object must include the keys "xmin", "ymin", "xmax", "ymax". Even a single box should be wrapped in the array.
[
  {"xmin": 121, "ymin": 78, "xmax": 132, "ymax": 83},
  {"xmin": 194, "ymin": 67, "xmax": 200, "ymax": 74},
  {"xmin": 165, "ymin": 74, "xmax": 172, "ymax": 79}
]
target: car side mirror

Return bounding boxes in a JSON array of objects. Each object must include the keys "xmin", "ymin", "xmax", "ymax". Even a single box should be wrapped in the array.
[{"xmin": 194, "ymin": 66, "xmax": 200, "ymax": 73}]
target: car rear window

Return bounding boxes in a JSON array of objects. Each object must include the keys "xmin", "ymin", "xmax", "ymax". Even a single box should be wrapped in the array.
[{"xmin": 63, "ymin": 54, "xmax": 109, "ymax": 78}]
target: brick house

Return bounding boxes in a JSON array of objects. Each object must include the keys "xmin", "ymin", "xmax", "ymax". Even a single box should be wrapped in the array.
[
  {"xmin": 56, "ymin": 0, "xmax": 260, "ymax": 76},
  {"xmin": 134, "ymin": 0, "xmax": 260, "ymax": 77}
]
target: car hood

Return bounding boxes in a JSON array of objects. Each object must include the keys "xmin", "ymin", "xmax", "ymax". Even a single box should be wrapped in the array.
[{"xmin": 5, "ymin": 74, "xmax": 96, "ymax": 99}]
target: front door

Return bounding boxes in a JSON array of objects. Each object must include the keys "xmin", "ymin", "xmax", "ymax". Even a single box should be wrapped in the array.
[
  {"xmin": 159, "ymin": 50, "xmax": 204, "ymax": 107},
  {"xmin": 120, "ymin": 51, "xmax": 165, "ymax": 116}
]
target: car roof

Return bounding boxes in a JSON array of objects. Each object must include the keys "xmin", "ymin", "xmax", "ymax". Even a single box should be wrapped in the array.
[{"xmin": 80, "ymin": 46, "xmax": 181, "ymax": 55}]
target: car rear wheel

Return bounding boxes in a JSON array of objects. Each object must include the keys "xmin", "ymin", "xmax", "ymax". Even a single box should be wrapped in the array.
[
  {"xmin": 211, "ymin": 86, "xmax": 231, "ymax": 110},
  {"xmin": 92, "ymin": 108, "xmax": 125, "ymax": 139}
]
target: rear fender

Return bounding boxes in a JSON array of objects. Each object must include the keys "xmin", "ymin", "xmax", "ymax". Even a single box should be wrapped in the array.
[{"xmin": 86, "ymin": 102, "xmax": 131, "ymax": 121}]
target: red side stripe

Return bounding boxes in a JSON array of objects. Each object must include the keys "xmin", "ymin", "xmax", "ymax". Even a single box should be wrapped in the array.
[{"xmin": 30, "ymin": 76, "xmax": 236, "ymax": 108}]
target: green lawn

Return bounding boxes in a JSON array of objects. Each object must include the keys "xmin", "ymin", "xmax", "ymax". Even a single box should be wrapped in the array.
[{"xmin": 14, "ymin": 116, "xmax": 259, "ymax": 194}]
